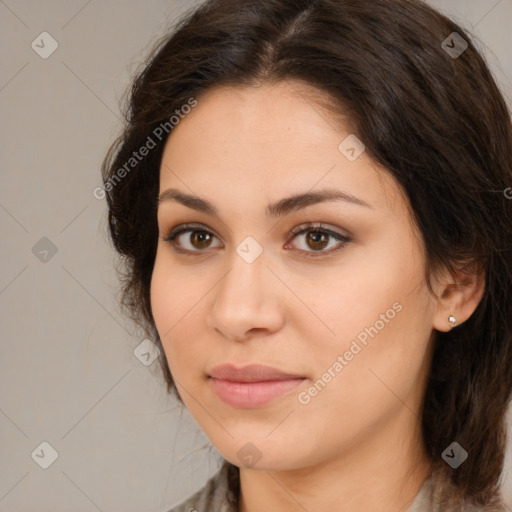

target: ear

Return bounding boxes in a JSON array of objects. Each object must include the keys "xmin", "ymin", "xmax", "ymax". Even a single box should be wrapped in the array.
[{"xmin": 432, "ymin": 260, "xmax": 486, "ymax": 332}]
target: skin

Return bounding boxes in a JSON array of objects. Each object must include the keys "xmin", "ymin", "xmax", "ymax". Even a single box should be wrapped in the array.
[{"xmin": 150, "ymin": 80, "xmax": 485, "ymax": 512}]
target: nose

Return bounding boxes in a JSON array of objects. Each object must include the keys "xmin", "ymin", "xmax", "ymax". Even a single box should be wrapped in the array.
[{"xmin": 206, "ymin": 250, "xmax": 285, "ymax": 342}]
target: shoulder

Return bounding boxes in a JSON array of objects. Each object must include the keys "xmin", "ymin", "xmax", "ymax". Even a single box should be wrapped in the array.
[
  {"xmin": 407, "ymin": 472, "xmax": 508, "ymax": 512},
  {"xmin": 164, "ymin": 461, "xmax": 239, "ymax": 512}
]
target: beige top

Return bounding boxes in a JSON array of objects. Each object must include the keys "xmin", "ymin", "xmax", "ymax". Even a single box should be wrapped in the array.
[{"xmin": 164, "ymin": 460, "xmax": 503, "ymax": 511}]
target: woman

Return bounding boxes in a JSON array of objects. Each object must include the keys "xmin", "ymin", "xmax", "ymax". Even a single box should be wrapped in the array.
[{"xmin": 101, "ymin": 0, "xmax": 512, "ymax": 510}]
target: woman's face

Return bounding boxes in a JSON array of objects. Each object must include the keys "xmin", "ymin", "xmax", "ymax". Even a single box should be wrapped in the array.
[{"xmin": 151, "ymin": 81, "xmax": 439, "ymax": 471}]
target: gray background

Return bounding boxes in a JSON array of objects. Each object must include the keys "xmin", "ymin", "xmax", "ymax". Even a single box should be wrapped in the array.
[{"xmin": 0, "ymin": 1, "xmax": 511, "ymax": 511}]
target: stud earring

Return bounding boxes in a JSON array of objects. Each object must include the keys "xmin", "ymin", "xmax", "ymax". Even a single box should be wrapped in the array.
[{"xmin": 448, "ymin": 315, "xmax": 457, "ymax": 326}]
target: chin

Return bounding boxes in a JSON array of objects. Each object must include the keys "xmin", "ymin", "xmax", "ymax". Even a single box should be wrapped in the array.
[{"xmin": 211, "ymin": 435, "xmax": 310, "ymax": 472}]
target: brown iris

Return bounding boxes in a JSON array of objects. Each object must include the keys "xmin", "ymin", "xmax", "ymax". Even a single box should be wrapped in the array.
[
  {"xmin": 306, "ymin": 231, "xmax": 329, "ymax": 251},
  {"xmin": 190, "ymin": 230, "xmax": 213, "ymax": 249}
]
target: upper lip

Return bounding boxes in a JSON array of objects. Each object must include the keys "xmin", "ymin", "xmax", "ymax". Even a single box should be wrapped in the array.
[{"xmin": 209, "ymin": 364, "xmax": 305, "ymax": 382}]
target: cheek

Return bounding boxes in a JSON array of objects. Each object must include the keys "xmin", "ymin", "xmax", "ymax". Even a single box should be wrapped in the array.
[
  {"xmin": 149, "ymin": 256, "xmax": 173, "ymax": 332},
  {"xmin": 301, "ymin": 248, "xmax": 431, "ymax": 392},
  {"xmin": 299, "ymin": 309, "xmax": 430, "ymax": 446},
  {"xmin": 301, "ymin": 256, "xmax": 402, "ymax": 345},
  {"xmin": 150, "ymin": 252, "xmax": 197, "ymax": 328},
  {"xmin": 149, "ymin": 255, "xmax": 208, "ymax": 370}
]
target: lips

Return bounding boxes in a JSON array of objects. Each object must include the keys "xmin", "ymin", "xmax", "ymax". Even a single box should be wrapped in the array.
[
  {"xmin": 208, "ymin": 364, "xmax": 306, "ymax": 408},
  {"xmin": 208, "ymin": 363, "xmax": 304, "ymax": 382}
]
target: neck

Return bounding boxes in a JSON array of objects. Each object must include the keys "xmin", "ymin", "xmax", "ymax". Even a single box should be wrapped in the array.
[{"xmin": 238, "ymin": 407, "xmax": 432, "ymax": 512}]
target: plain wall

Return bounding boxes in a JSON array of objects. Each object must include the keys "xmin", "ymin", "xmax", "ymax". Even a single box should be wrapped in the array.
[{"xmin": 0, "ymin": 1, "xmax": 511, "ymax": 510}]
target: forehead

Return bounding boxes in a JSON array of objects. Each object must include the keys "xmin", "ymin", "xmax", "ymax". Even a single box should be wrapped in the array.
[{"xmin": 158, "ymin": 81, "xmax": 410, "ymax": 224}]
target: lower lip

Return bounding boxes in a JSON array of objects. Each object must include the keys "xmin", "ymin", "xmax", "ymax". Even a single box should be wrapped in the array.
[{"xmin": 209, "ymin": 377, "xmax": 306, "ymax": 408}]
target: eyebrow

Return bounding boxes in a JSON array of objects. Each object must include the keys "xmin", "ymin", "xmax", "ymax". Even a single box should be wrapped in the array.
[{"xmin": 157, "ymin": 187, "xmax": 372, "ymax": 218}]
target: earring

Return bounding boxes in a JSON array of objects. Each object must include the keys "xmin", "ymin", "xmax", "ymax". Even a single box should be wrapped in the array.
[{"xmin": 448, "ymin": 315, "xmax": 457, "ymax": 326}]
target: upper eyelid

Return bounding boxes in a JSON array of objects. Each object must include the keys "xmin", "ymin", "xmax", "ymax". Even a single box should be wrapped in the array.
[{"xmin": 166, "ymin": 222, "xmax": 220, "ymax": 240}]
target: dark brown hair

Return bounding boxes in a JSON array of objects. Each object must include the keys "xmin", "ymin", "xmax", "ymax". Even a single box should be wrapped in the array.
[{"xmin": 101, "ymin": 0, "xmax": 512, "ymax": 508}]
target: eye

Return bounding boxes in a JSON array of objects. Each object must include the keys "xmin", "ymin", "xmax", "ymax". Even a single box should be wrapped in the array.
[
  {"xmin": 162, "ymin": 223, "xmax": 222, "ymax": 253},
  {"xmin": 286, "ymin": 222, "xmax": 350, "ymax": 258},
  {"xmin": 161, "ymin": 222, "xmax": 351, "ymax": 257}
]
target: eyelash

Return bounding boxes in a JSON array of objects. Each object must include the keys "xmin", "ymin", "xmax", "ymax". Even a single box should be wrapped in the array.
[{"xmin": 162, "ymin": 222, "xmax": 351, "ymax": 258}]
